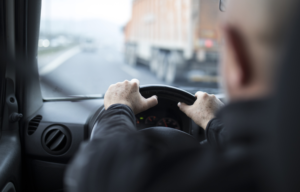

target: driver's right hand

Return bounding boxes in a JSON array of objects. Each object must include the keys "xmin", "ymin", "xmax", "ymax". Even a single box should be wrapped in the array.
[
  {"xmin": 178, "ymin": 91, "xmax": 224, "ymax": 130},
  {"xmin": 104, "ymin": 79, "xmax": 158, "ymax": 114}
]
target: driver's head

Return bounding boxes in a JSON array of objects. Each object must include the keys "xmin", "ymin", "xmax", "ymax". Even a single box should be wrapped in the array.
[{"xmin": 220, "ymin": 0, "xmax": 295, "ymax": 101}]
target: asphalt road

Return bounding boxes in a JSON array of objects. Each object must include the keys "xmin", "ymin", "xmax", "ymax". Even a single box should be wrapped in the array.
[{"xmin": 39, "ymin": 46, "xmax": 220, "ymax": 98}]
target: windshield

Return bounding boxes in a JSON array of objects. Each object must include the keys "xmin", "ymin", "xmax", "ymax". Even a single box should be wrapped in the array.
[{"xmin": 38, "ymin": 0, "xmax": 222, "ymax": 98}]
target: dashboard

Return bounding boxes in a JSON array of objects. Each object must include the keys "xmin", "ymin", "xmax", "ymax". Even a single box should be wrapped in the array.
[
  {"xmin": 136, "ymin": 109, "xmax": 181, "ymax": 130},
  {"xmin": 22, "ymin": 97, "xmax": 205, "ymax": 191},
  {"xmin": 23, "ymin": 98, "xmax": 206, "ymax": 165},
  {"xmin": 137, "ymin": 115, "xmax": 181, "ymax": 130},
  {"xmin": 135, "ymin": 98, "xmax": 196, "ymax": 134}
]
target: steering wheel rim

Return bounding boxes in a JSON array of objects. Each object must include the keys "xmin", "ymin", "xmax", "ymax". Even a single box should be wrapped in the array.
[
  {"xmin": 140, "ymin": 84, "xmax": 196, "ymax": 105},
  {"xmin": 138, "ymin": 85, "xmax": 199, "ymax": 149}
]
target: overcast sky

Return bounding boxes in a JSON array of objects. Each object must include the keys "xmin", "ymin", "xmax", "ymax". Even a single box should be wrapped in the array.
[{"xmin": 41, "ymin": 0, "xmax": 132, "ymax": 25}]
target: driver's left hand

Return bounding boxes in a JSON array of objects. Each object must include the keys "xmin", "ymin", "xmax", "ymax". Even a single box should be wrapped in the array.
[
  {"xmin": 178, "ymin": 91, "xmax": 223, "ymax": 129},
  {"xmin": 104, "ymin": 79, "xmax": 158, "ymax": 114}
]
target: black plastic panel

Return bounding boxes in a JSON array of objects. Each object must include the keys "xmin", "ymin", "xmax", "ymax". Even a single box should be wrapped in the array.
[
  {"xmin": 23, "ymin": 99, "xmax": 104, "ymax": 164},
  {"xmin": 27, "ymin": 159, "xmax": 66, "ymax": 192},
  {"xmin": 34, "ymin": 100, "xmax": 103, "ymax": 124}
]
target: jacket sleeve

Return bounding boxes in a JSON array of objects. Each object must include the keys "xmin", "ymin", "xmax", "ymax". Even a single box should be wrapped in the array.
[
  {"xmin": 65, "ymin": 104, "xmax": 203, "ymax": 192},
  {"xmin": 90, "ymin": 104, "xmax": 137, "ymax": 140},
  {"xmin": 205, "ymin": 118, "xmax": 227, "ymax": 148}
]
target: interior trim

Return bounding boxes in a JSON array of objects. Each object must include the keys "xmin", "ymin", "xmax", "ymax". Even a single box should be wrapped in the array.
[{"xmin": 1, "ymin": 182, "xmax": 16, "ymax": 192}]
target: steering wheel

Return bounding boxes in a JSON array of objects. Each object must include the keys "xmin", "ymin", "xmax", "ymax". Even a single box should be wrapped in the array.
[{"xmin": 89, "ymin": 85, "xmax": 200, "ymax": 150}]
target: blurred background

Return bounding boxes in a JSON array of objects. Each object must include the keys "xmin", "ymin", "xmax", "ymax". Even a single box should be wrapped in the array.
[{"xmin": 38, "ymin": 0, "xmax": 222, "ymax": 98}]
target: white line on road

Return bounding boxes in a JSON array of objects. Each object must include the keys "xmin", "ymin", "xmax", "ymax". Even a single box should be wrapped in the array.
[
  {"xmin": 39, "ymin": 46, "xmax": 81, "ymax": 75},
  {"xmin": 121, "ymin": 65, "xmax": 140, "ymax": 78}
]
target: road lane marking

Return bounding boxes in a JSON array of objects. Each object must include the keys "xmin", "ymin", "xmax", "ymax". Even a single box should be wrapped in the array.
[
  {"xmin": 121, "ymin": 65, "xmax": 140, "ymax": 78},
  {"xmin": 39, "ymin": 46, "xmax": 81, "ymax": 75}
]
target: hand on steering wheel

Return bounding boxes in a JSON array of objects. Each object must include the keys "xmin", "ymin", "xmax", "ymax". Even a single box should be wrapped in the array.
[
  {"xmin": 178, "ymin": 92, "xmax": 223, "ymax": 130},
  {"xmin": 105, "ymin": 80, "xmax": 223, "ymax": 130},
  {"xmin": 92, "ymin": 83, "xmax": 201, "ymax": 150},
  {"xmin": 104, "ymin": 79, "xmax": 158, "ymax": 114}
]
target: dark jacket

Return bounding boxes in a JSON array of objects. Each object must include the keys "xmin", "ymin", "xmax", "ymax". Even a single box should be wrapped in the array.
[{"xmin": 65, "ymin": 99, "xmax": 271, "ymax": 192}]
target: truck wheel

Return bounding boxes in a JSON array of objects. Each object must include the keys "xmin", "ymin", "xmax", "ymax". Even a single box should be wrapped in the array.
[
  {"xmin": 150, "ymin": 50, "xmax": 159, "ymax": 72},
  {"xmin": 124, "ymin": 47, "xmax": 130, "ymax": 64},
  {"xmin": 150, "ymin": 57, "xmax": 158, "ymax": 72},
  {"xmin": 165, "ymin": 57, "xmax": 177, "ymax": 84},
  {"xmin": 165, "ymin": 52, "xmax": 183, "ymax": 84},
  {"xmin": 129, "ymin": 55, "xmax": 137, "ymax": 67},
  {"xmin": 156, "ymin": 53, "xmax": 168, "ymax": 80},
  {"xmin": 128, "ymin": 47, "xmax": 137, "ymax": 67}
]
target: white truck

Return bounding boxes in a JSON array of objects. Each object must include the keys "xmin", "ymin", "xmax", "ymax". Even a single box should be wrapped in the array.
[{"xmin": 124, "ymin": 0, "xmax": 220, "ymax": 83}]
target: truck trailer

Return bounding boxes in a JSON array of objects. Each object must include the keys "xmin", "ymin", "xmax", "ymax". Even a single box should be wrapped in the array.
[{"xmin": 124, "ymin": 0, "xmax": 220, "ymax": 83}]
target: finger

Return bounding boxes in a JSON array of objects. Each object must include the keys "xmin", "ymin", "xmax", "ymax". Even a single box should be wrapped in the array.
[
  {"xmin": 178, "ymin": 102, "xmax": 192, "ymax": 117},
  {"xmin": 195, "ymin": 91, "xmax": 205, "ymax": 98},
  {"xmin": 116, "ymin": 82, "xmax": 122, "ymax": 87},
  {"xmin": 144, "ymin": 95, "xmax": 158, "ymax": 110},
  {"xmin": 131, "ymin": 79, "xmax": 140, "ymax": 87},
  {"xmin": 108, "ymin": 83, "xmax": 116, "ymax": 89}
]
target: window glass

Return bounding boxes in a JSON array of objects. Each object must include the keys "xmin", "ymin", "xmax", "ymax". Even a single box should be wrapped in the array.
[{"xmin": 38, "ymin": 0, "xmax": 222, "ymax": 98}]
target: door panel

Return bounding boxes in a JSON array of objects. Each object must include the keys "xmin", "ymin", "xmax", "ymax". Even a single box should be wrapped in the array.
[
  {"xmin": 0, "ymin": 79, "xmax": 22, "ymax": 191},
  {"xmin": 0, "ymin": 0, "xmax": 22, "ymax": 190}
]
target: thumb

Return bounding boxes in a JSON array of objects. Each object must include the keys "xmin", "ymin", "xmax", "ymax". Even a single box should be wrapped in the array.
[
  {"xmin": 178, "ymin": 102, "xmax": 192, "ymax": 117},
  {"xmin": 144, "ymin": 95, "xmax": 158, "ymax": 110}
]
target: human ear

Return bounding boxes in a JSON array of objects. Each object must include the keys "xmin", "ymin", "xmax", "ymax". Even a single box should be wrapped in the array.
[{"xmin": 224, "ymin": 26, "xmax": 252, "ymax": 86}]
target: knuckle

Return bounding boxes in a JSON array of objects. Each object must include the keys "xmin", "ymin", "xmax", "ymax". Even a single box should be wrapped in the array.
[
  {"xmin": 195, "ymin": 91, "xmax": 202, "ymax": 97},
  {"xmin": 202, "ymin": 93, "xmax": 209, "ymax": 99},
  {"xmin": 109, "ymin": 84, "xmax": 115, "ymax": 89},
  {"xmin": 132, "ymin": 82, "xmax": 138, "ymax": 88}
]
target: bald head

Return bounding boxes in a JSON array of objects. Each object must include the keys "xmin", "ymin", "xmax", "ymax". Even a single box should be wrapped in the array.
[
  {"xmin": 220, "ymin": 0, "xmax": 296, "ymax": 101},
  {"xmin": 225, "ymin": 0, "xmax": 293, "ymax": 41}
]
